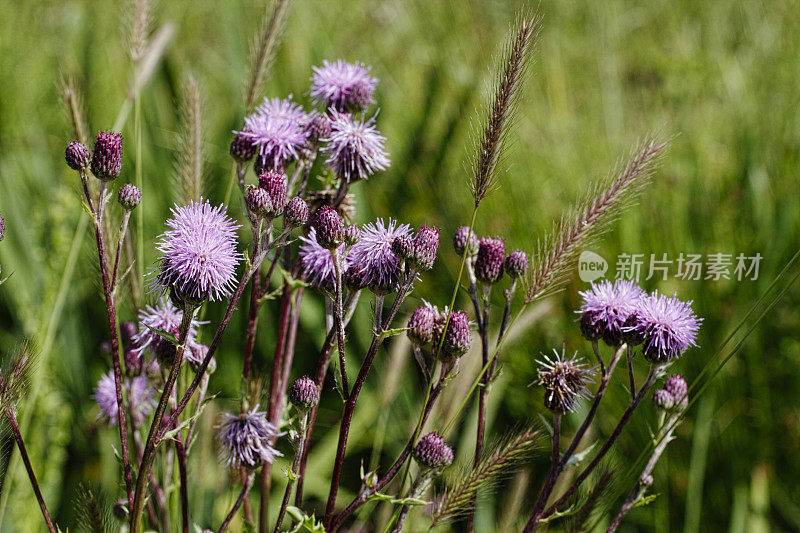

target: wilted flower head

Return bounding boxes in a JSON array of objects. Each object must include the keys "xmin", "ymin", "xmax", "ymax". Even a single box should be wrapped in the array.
[
  {"xmin": 94, "ymin": 372, "xmax": 155, "ymax": 426},
  {"xmin": 536, "ymin": 349, "xmax": 595, "ymax": 413},
  {"xmin": 299, "ymin": 228, "xmax": 345, "ymax": 289},
  {"xmin": 433, "ymin": 309, "xmax": 472, "ymax": 359},
  {"xmin": 410, "ymin": 225, "xmax": 439, "ymax": 271},
  {"xmin": 289, "ymin": 376, "xmax": 320, "ymax": 411},
  {"xmin": 579, "ymin": 279, "xmax": 646, "ymax": 346},
  {"xmin": 625, "ymin": 292, "xmax": 701, "ymax": 363},
  {"xmin": 453, "ymin": 226, "xmax": 479, "ymax": 258},
  {"xmin": 118, "ymin": 184, "xmax": 141, "ymax": 211},
  {"xmin": 310, "ymin": 59, "xmax": 378, "ymax": 112},
  {"xmin": 153, "ymin": 200, "xmax": 241, "ymax": 304},
  {"xmin": 216, "ymin": 408, "xmax": 282, "ymax": 468},
  {"xmin": 65, "ymin": 141, "xmax": 91, "ymax": 171},
  {"xmin": 322, "ymin": 111, "xmax": 389, "ymax": 182},
  {"xmin": 475, "ymin": 237, "xmax": 505, "ymax": 284},
  {"xmin": 239, "ymin": 97, "xmax": 308, "ymax": 171},
  {"xmin": 230, "ymin": 131, "xmax": 257, "ymax": 162},
  {"xmin": 91, "ymin": 131, "xmax": 123, "ymax": 181},
  {"xmin": 407, "ymin": 302, "xmax": 437, "ymax": 347},
  {"xmin": 505, "ymin": 250, "xmax": 529, "ymax": 279},
  {"xmin": 413, "ymin": 432, "xmax": 454, "ymax": 469},
  {"xmin": 284, "ymin": 197, "xmax": 309, "ymax": 227},
  {"xmin": 347, "ymin": 219, "xmax": 412, "ymax": 294}
]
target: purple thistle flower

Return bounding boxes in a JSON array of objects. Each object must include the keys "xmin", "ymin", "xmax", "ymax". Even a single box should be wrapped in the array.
[
  {"xmin": 91, "ymin": 131, "xmax": 123, "ymax": 181},
  {"xmin": 131, "ymin": 297, "xmax": 202, "ymax": 357},
  {"xmin": 475, "ymin": 237, "xmax": 505, "ymax": 284},
  {"xmin": 299, "ymin": 228, "xmax": 346, "ymax": 289},
  {"xmin": 536, "ymin": 349, "xmax": 596, "ymax": 413},
  {"xmin": 310, "ymin": 59, "xmax": 378, "ymax": 112},
  {"xmin": 322, "ymin": 110, "xmax": 389, "ymax": 182},
  {"xmin": 413, "ymin": 432, "xmax": 454, "ymax": 469},
  {"xmin": 410, "ymin": 225, "xmax": 439, "ymax": 271},
  {"xmin": 255, "ymin": 96, "xmax": 307, "ymax": 124},
  {"xmin": 153, "ymin": 200, "xmax": 241, "ymax": 304},
  {"xmin": 185, "ymin": 343, "xmax": 216, "ymax": 373},
  {"xmin": 238, "ymin": 97, "xmax": 308, "ymax": 172},
  {"xmin": 216, "ymin": 408, "xmax": 283, "ymax": 468},
  {"xmin": 578, "ymin": 279, "xmax": 646, "ymax": 346},
  {"xmin": 347, "ymin": 218, "xmax": 412, "ymax": 294},
  {"xmin": 625, "ymin": 292, "xmax": 702, "ymax": 363},
  {"xmin": 65, "ymin": 141, "xmax": 91, "ymax": 171},
  {"xmin": 94, "ymin": 372, "xmax": 155, "ymax": 426}
]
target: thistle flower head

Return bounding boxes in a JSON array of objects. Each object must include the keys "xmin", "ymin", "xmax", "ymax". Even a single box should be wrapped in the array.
[
  {"xmin": 475, "ymin": 237, "xmax": 505, "ymax": 284},
  {"xmin": 118, "ymin": 184, "xmax": 141, "ymax": 211},
  {"xmin": 578, "ymin": 279, "xmax": 645, "ymax": 346},
  {"xmin": 216, "ymin": 408, "xmax": 282, "ymax": 468},
  {"xmin": 152, "ymin": 200, "xmax": 241, "ymax": 304},
  {"xmin": 299, "ymin": 228, "xmax": 345, "ymax": 289},
  {"xmin": 289, "ymin": 376, "xmax": 320, "ymax": 411},
  {"xmin": 239, "ymin": 97, "xmax": 308, "ymax": 171},
  {"xmin": 625, "ymin": 292, "xmax": 701, "ymax": 362},
  {"xmin": 93, "ymin": 372, "xmax": 155, "ymax": 426},
  {"xmin": 284, "ymin": 197, "xmax": 309, "ymax": 227},
  {"xmin": 453, "ymin": 226, "xmax": 479, "ymax": 258},
  {"xmin": 505, "ymin": 249, "xmax": 529, "ymax": 279},
  {"xmin": 310, "ymin": 59, "xmax": 378, "ymax": 112},
  {"xmin": 91, "ymin": 131, "xmax": 123, "ymax": 181},
  {"xmin": 322, "ymin": 110, "xmax": 389, "ymax": 182},
  {"xmin": 312, "ymin": 205, "xmax": 345, "ymax": 250},
  {"xmin": 230, "ymin": 131, "xmax": 257, "ymax": 162},
  {"xmin": 536, "ymin": 349, "xmax": 595, "ymax": 413},
  {"xmin": 131, "ymin": 297, "xmax": 202, "ymax": 358},
  {"xmin": 410, "ymin": 225, "xmax": 439, "ymax": 271},
  {"xmin": 246, "ymin": 186, "xmax": 273, "ymax": 220},
  {"xmin": 258, "ymin": 169, "xmax": 288, "ymax": 217},
  {"xmin": 347, "ymin": 218, "xmax": 412, "ymax": 294},
  {"xmin": 65, "ymin": 141, "xmax": 91, "ymax": 171},
  {"xmin": 434, "ymin": 309, "xmax": 472, "ymax": 359},
  {"xmin": 413, "ymin": 432, "xmax": 454, "ymax": 469},
  {"xmin": 407, "ymin": 302, "xmax": 437, "ymax": 347}
]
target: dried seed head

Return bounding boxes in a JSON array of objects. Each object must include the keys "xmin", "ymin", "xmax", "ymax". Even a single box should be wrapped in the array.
[
  {"xmin": 289, "ymin": 376, "xmax": 320, "ymax": 411},
  {"xmin": 413, "ymin": 432, "xmax": 454, "ymax": 469},
  {"xmin": 407, "ymin": 304, "xmax": 437, "ymax": 347},
  {"xmin": 230, "ymin": 131, "xmax": 257, "ymax": 162},
  {"xmin": 91, "ymin": 131, "xmax": 123, "ymax": 181},
  {"xmin": 258, "ymin": 169, "xmax": 288, "ymax": 217},
  {"xmin": 453, "ymin": 226, "xmax": 479, "ymax": 258},
  {"xmin": 343, "ymin": 225, "xmax": 362, "ymax": 246},
  {"xmin": 118, "ymin": 184, "xmax": 142, "ymax": 211},
  {"xmin": 410, "ymin": 225, "xmax": 439, "ymax": 271},
  {"xmin": 283, "ymin": 197, "xmax": 309, "ymax": 227},
  {"xmin": 312, "ymin": 205, "xmax": 345, "ymax": 249},
  {"xmin": 536, "ymin": 349, "xmax": 595, "ymax": 413},
  {"xmin": 475, "ymin": 237, "xmax": 505, "ymax": 284},
  {"xmin": 246, "ymin": 186, "xmax": 273, "ymax": 219},
  {"xmin": 504, "ymin": 249, "xmax": 529, "ymax": 279},
  {"xmin": 65, "ymin": 141, "xmax": 91, "ymax": 170}
]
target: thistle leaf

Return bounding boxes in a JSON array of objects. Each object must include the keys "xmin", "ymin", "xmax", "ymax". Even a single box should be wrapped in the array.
[{"xmin": 286, "ymin": 506, "xmax": 324, "ymax": 532}]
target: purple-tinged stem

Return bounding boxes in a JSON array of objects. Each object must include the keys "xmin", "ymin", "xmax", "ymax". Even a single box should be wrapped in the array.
[
  {"xmin": 219, "ymin": 472, "xmax": 256, "ymax": 533},
  {"xmin": 330, "ymin": 247, "xmax": 349, "ymax": 397},
  {"xmin": 111, "ymin": 210, "xmax": 131, "ymax": 290},
  {"xmin": 242, "ymin": 223, "xmax": 263, "ymax": 385},
  {"xmin": 273, "ymin": 412, "xmax": 308, "ymax": 533},
  {"xmin": 175, "ymin": 438, "xmax": 190, "ymax": 533},
  {"xmin": 5, "ymin": 408, "xmax": 56, "ymax": 533}
]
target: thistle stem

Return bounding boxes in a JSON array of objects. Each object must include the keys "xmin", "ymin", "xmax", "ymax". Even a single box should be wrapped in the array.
[
  {"xmin": 111, "ymin": 210, "xmax": 131, "ymax": 290},
  {"xmin": 330, "ymin": 246, "xmax": 349, "ymax": 397},
  {"xmin": 218, "ymin": 472, "xmax": 256, "ymax": 533},
  {"xmin": 5, "ymin": 408, "xmax": 56, "ymax": 533},
  {"xmin": 626, "ymin": 344, "xmax": 636, "ymax": 400},
  {"xmin": 175, "ymin": 438, "xmax": 190, "ymax": 533},
  {"xmin": 273, "ymin": 412, "xmax": 308, "ymax": 533}
]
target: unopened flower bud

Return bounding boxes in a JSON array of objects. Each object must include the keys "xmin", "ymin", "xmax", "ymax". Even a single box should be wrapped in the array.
[
  {"xmin": 475, "ymin": 237, "xmax": 505, "ymax": 284},
  {"xmin": 343, "ymin": 265, "xmax": 369, "ymax": 290},
  {"xmin": 284, "ymin": 197, "xmax": 309, "ymax": 227},
  {"xmin": 579, "ymin": 311, "xmax": 603, "ymax": 342},
  {"xmin": 230, "ymin": 132, "xmax": 257, "ymax": 162},
  {"xmin": 65, "ymin": 141, "xmax": 91, "ymax": 171},
  {"xmin": 407, "ymin": 304, "xmax": 436, "ymax": 346},
  {"xmin": 258, "ymin": 170, "xmax": 288, "ymax": 218},
  {"xmin": 434, "ymin": 310, "xmax": 472, "ymax": 359},
  {"xmin": 652, "ymin": 389, "xmax": 675, "ymax": 410},
  {"xmin": 664, "ymin": 375, "xmax": 688, "ymax": 408},
  {"xmin": 391, "ymin": 234, "xmax": 413, "ymax": 260},
  {"xmin": 413, "ymin": 432, "xmax": 454, "ymax": 469},
  {"xmin": 504, "ymin": 249, "xmax": 529, "ymax": 279},
  {"xmin": 246, "ymin": 186, "xmax": 273, "ymax": 219},
  {"xmin": 620, "ymin": 314, "xmax": 645, "ymax": 346},
  {"xmin": 118, "ymin": 184, "xmax": 141, "ymax": 211},
  {"xmin": 312, "ymin": 206, "xmax": 344, "ymax": 249},
  {"xmin": 343, "ymin": 225, "xmax": 361, "ymax": 246},
  {"xmin": 289, "ymin": 376, "xmax": 320, "ymax": 411},
  {"xmin": 453, "ymin": 226, "xmax": 479, "ymax": 257},
  {"xmin": 410, "ymin": 225, "xmax": 439, "ymax": 271},
  {"xmin": 91, "ymin": 131, "xmax": 123, "ymax": 181},
  {"xmin": 304, "ymin": 112, "xmax": 332, "ymax": 144}
]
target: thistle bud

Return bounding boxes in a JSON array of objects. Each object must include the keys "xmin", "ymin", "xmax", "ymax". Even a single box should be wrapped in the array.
[
  {"xmin": 412, "ymin": 432, "xmax": 454, "ymax": 469},
  {"xmin": 65, "ymin": 141, "xmax": 91, "ymax": 171},
  {"xmin": 343, "ymin": 265, "xmax": 369, "ymax": 291},
  {"xmin": 407, "ymin": 304, "xmax": 436, "ymax": 346},
  {"xmin": 289, "ymin": 376, "xmax": 320, "ymax": 411},
  {"xmin": 246, "ymin": 186, "xmax": 273, "ymax": 219},
  {"xmin": 664, "ymin": 375, "xmax": 688, "ymax": 408},
  {"xmin": 391, "ymin": 234, "xmax": 413, "ymax": 260},
  {"xmin": 284, "ymin": 197, "xmax": 309, "ymax": 227},
  {"xmin": 304, "ymin": 112, "xmax": 332, "ymax": 144},
  {"xmin": 258, "ymin": 170, "xmax": 288, "ymax": 217},
  {"xmin": 91, "ymin": 131, "xmax": 123, "ymax": 181},
  {"xmin": 347, "ymin": 83, "xmax": 374, "ymax": 113},
  {"xmin": 652, "ymin": 389, "xmax": 675, "ymax": 410},
  {"xmin": 410, "ymin": 225, "xmax": 439, "ymax": 271},
  {"xmin": 343, "ymin": 225, "xmax": 361, "ymax": 246},
  {"xmin": 118, "ymin": 184, "xmax": 141, "ymax": 211},
  {"xmin": 154, "ymin": 338, "xmax": 177, "ymax": 368},
  {"xmin": 230, "ymin": 132, "xmax": 257, "ymax": 162},
  {"xmin": 579, "ymin": 311, "xmax": 603, "ymax": 342},
  {"xmin": 620, "ymin": 314, "xmax": 645, "ymax": 346},
  {"xmin": 504, "ymin": 249, "xmax": 529, "ymax": 279},
  {"xmin": 453, "ymin": 226, "xmax": 479, "ymax": 257},
  {"xmin": 434, "ymin": 310, "xmax": 472, "ymax": 359},
  {"xmin": 312, "ymin": 206, "xmax": 344, "ymax": 249},
  {"xmin": 475, "ymin": 237, "xmax": 505, "ymax": 284}
]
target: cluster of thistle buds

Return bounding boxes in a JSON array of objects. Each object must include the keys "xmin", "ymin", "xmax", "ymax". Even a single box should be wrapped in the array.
[
  {"xmin": 407, "ymin": 304, "xmax": 472, "ymax": 361},
  {"xmin": 653, "ymin": 375, "xmax": 689, "ymax": 411},
  {"xmin": 454, "ymin": 226, "xmax": 529, "ymax": 293}
]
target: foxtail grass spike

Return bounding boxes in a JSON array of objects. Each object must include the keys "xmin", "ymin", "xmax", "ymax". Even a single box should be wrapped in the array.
[
  {"xmin": 245, "ymin": 0, "xmax": 292, "ymax": 111},
  {"xmin": 0, "ymin": 341, "xmax": 37, "ymax": 411},
  {"xmin": 127, "ymin": 0, "xmax": 151, "ymax": 62},
  {"xmin": 174, "ymin": 75, "xmax": 205, "ymax": 204},
  {"xmin": 74, "ymin": 485, "xmax": 115, "ymax": 533}
]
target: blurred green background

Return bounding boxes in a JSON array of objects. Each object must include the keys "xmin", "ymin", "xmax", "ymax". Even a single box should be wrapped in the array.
[{"xmin": 0, "ymin": 0, "xmax": 799, "ymax": 531}]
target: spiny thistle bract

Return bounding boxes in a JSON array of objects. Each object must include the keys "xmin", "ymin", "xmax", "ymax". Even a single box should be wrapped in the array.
[
  {"xmin": 410, "ymin": 225, "xmax": 439, "ymax": 271},
  {"xmin": 535, "ymin": 349, "xmax": 595, "ymax": 413},
  {"xmin": 434, "ymin": 309, "xmax": 472, "ymax": 359},
  {"xmin": 504, "ymin": 249, "xmax": 529, "ymax": 279},
  {"xmin": 216, "ymin": 408, "xmax": 283, "ymax": 469},
  {"xmin": 65, "ymin": 141, "xmax": 91, "ymax": 171},
  {"xmin": 284, "ymin": 196, "xmax": 309, "ymax": 227},
  {"xmin": 289, "ymin": 376, "xmax": 320, "ymax": 411},
  {"xmin": 312, "ymin": 205, "xmax": 345, "ymax": 250},
  {"xmin": 230, "ymin": 131, "xmax": 257, "ymax": 162},
  {"xmin": 322, "ymin": 110, "xmax": 389, "ymax": 182},
  {"xmin": 624, "ymin": 292, "xmax": 701, "ymax": 362},
  {"xmin": 258, "ymin": 168, "xmax": 288, "ymax": 217},
  {"xmin": 310, "ymin": 59, "xmax": 378, "ymax": 112},
  {"xmin": 347, "ymin": 218, "xmax": 412, "ymax": 294},
  {"xmin": 453, "ymin": 226, "xmax": 479, "ymax": 258},
  {"xmin": 413, "ymin": 432, "xmax": 454, "ymax": 469},
  {"xmin": 90, "ymin": 131, "xmax": 123, "ymax": 181},
  {"xmin": 152, "ymin": 200, "xmax": 241, "ymax": 304},
  {"xmin": 246, "ymin": 186, "xmax": 273, "ymax": 219},
  {"xmin": 475, "ymin": 236, "xmax": 505, "ymax": 284},
  {"xmin": 117, "ymin": 183, "xmax": 141, "ymax": 211},
  {"xmin": 578, "ymin": 279, "xmax": 645, "ymax": 346},
  {"xmin": 407, "ymin": 303, "xmax": 437, "ymax": 347}
]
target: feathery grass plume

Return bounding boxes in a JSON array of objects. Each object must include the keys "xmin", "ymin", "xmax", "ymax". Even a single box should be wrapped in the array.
[
  {"xmin": 60, "ymin": 76, "xmax": 88, "ymax": 144},
  {"xmin": 525, "ymin": 138, "xmax": 668, "ymax": 303},
  {"xmin": 431, "ymin": 427, "xmax": 542, "ymax": 525},
  {"xmin": 173, "ymin": 75, "xmax": 205, "ymax": 204},
  {"xmin": 74, "ymin": 485, "xmax": 116, "ymax": 533},
  {"xmin": 244, "ymin": 0, "xmax": 292, "ymax": 111},
  {"xmin": 0, "ymin": 341, "xmax": 37, "ymax": 412},
  {"xmin": 566, "ymin": 469, "xmax": 615, "ymax": 532},
  {"xmin": 126, "ymin": 0, "xmax": 151, "ymax": 61},
  {"xmin": 470, "ymin": 14, "xmax": 539, "ymax": 206}
]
